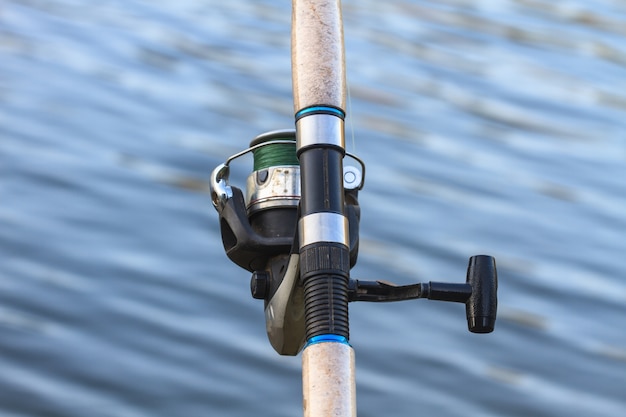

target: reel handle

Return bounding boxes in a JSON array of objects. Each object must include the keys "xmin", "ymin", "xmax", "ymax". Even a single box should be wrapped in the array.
[{"xmin": 348, "ymin": 255, "xmax": 498, "ymax": 334}]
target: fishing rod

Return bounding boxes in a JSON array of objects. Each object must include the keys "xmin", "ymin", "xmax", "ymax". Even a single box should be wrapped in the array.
[{"xmin": 210, "ymin": 1, "xmax": 498, "ymax": 416}]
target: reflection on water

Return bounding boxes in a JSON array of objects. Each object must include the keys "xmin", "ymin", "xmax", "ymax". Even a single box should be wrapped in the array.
[{"xmin": 1, "ymin": 0, "xmax": 625, "ymax": 416}]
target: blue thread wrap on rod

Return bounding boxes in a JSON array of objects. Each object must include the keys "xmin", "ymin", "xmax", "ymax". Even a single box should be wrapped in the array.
[
  {"xmin": 307, "ymin": 334, "xmax": 350, "ymax": 347},
  {"xmin": 296, "ymin": 105, "xmax": 345, "ymax": 120}
]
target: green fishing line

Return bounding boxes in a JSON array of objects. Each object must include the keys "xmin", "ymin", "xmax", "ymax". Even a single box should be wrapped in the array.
[{"xmin": 253, "ymin": 140, "xmax": 299, "ymax": 170}]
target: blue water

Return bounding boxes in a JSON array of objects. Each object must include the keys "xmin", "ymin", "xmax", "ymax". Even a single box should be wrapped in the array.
[{"xmin": 1, "ymin": 1, "xmax": 625, "ymax": 416}]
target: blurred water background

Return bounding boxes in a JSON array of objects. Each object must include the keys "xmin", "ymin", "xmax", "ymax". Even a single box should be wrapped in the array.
[{"xmin": 1, "ymin": 0, "xmax": 625, "ymax": 416}]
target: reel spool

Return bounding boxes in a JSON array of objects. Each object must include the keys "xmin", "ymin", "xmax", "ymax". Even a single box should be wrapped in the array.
[{"xmin": 245, "ymin": 131, "xmax": 301, "ymax": 252}]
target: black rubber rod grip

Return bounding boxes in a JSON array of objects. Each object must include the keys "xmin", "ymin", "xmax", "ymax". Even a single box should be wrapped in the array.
[{"xmin": 300, "ymin": 242, "xmax": 350, "ymax": 340}]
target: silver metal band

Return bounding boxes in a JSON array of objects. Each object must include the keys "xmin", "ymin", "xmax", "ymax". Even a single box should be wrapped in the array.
[
  {"xmin": 296, "ymin": 114, "xmax": 345, "ymax": 151},
  {"xmin": 299, "ymin": 212, "xmax": 349, "ymax": 248}
]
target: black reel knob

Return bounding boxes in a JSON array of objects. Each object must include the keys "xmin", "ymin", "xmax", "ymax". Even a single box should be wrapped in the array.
[{"xmin": 465, "ymin": 255, "xmax": 498, "ymax": 333}]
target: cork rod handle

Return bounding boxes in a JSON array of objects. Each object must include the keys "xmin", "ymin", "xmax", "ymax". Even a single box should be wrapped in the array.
[{"xmin": 292, "ymin": 0, "xmax": 346, "ymax": 113}]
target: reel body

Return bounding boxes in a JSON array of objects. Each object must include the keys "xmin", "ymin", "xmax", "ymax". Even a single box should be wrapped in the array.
[{"xmin": 210, "ymin": 129, "xmax": 363, "ymax": 355}]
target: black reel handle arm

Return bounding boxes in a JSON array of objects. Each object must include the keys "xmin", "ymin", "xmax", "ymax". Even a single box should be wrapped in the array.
[
  {"xmin": 348, "ymin": 280, "xmax": 471, "ymax": 303},
  {"xmin": 348, "ymin": 255, "xmax": 498, "ymax": 334}
]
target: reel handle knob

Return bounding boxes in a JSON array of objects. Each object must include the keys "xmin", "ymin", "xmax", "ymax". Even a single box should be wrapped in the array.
[{"xmin": 466, "ymin": 255, "xmax": 498, "ymax": 333}]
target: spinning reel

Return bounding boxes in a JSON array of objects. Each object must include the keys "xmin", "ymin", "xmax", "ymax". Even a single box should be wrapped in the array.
[{"xmin": 210, "ymin": 129, "xmax": 497, "ymax": 356}]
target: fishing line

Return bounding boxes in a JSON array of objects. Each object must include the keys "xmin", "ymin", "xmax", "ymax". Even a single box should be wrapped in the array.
[
  {"xmin": 346, "ymin": 61, "xmax": 356, "ymax": 154},
  {"xmin": 252, "ymin": 139, "xmax": 298, "ymax": 170},
  {"xmin": 342, "ymin": 0, "xmax": 356, "ymax": 154}
]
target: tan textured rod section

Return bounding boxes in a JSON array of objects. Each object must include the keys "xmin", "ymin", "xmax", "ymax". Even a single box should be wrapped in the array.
[
  {"xmin": 292, "ymin": 0, "xmax": 346, "ymax": 112},
  {"xmin": 302, "ymin": 342, "xmax": 356, "ymax": 417}
]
